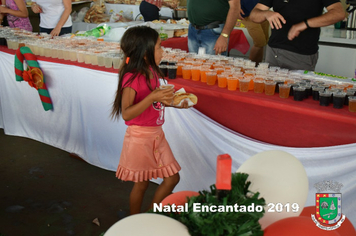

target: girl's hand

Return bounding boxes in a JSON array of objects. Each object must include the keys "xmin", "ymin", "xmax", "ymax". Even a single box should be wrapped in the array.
[
  {"xmin": 173, "ymin": 100, "xmax": 192, "ymax": 109},
  {"xmin": 149, "ymin": 88, "xmax": 175, "ymax": 104}
]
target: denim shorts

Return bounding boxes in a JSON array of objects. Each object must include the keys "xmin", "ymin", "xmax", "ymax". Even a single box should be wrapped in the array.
[{"xmin": 188, "ymin": 23, "xmax": 228, "ymax": 56}]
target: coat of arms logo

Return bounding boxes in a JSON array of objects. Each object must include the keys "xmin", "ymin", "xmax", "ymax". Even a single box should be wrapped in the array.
[{"xmin": 311, "ymin": 180, "xmax": 346, "ymax": 230}]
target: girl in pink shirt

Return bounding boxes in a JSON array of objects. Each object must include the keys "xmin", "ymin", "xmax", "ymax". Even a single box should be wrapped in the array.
[{"xmin": 111, "ymin": 26, "xmax": 190, "ymax": 215}]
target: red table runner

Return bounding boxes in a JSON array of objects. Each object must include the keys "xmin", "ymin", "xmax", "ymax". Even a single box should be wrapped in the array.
[
  {"xmin": 167, "ymin": 77, "xmax": 356, "ymax": 147},
  {"xmin": 161, "ymin": 29, "xmax": 250, "ymax": 55}
]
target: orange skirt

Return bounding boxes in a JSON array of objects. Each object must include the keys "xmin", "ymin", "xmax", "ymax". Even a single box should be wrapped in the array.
[{"xmin": 116, "ymin": 125, "xmax": 181, "ymax": 182}]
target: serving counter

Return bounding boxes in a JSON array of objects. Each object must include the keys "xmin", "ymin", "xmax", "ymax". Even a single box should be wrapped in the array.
[{"xmin": 0, "ymin": 46, "xmax": 355, "ymax": 226}]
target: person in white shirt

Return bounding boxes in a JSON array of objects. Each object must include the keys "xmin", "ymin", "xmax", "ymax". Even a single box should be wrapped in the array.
[{"xmin": 30, "ymin": 0, "xmax": 72, "ymax": 36}]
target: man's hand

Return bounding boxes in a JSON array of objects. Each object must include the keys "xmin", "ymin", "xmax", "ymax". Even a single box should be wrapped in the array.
[
  {"xmin": 238, "ymin": 8, "xmax": 245, "ymax": 20},
  {"xmin": 288, "ymin": 22, "xmax": 308, "ymax": 40},
  {"xmin": 214, "ymin": 36, "xmax": 228, "ymax": 55},
  {"xmin": 265, "ymin": 11, "xmax": 286, "ymax": 29}
]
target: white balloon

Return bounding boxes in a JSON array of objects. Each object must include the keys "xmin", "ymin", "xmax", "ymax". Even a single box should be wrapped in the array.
[
  {"xmin": 104, "ymin": 213, "xmax": 190, "ymax": 236},
  {"xmin": 236, "ymin": 150, "xmax": 308, "ymax": 229}
]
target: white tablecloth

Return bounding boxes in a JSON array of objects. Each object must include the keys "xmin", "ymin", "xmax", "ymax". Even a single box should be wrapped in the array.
[{"xmin": 0, "ymin": 50, "xmax": 355, "ymax": 227}]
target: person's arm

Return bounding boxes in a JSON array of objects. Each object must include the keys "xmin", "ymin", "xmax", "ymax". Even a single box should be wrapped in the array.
[
  {"xmin": 162, "ymin": 0, "xmax": 178, "ymax": 9},
  {"xmin": 0, "ymin": 0, "xmax": 29, "ymax": 18},
  {"xmin": 288, "ymin": 2, "xmax": 345, "ymax": 40},
  {"xmin": 250, "ymin": 3, "xmax": 286, "ymax": 29},
  {"xmin": 214, "ymin": 0, "xmax": 240, "ymax": 55},
  {"xmin": 30, "ymin": 0, "xmax": 42, "ymax": 14},
  {"xmin": 121, "ymin": 87, "xmax": 174, "ymax": 121},
  {"xmin": 50, "ymin": 0, "xmax": 72, "ymax": 36}
]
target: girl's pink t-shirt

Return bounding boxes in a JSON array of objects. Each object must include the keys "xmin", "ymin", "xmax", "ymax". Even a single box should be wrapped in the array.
[{"xmin": 122, "ymin": 71, "xmax": 164, "ymax": 126}]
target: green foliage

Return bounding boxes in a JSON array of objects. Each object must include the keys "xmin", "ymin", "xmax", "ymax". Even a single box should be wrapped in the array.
[{"xmin": 150, "ymin": 173, "xmax": 265, "ymax": 236}]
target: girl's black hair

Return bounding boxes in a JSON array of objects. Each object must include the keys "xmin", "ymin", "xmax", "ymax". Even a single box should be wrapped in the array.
[{"xmin": 111, "ymin": 26, "xmax": 164, "ymax": 119}]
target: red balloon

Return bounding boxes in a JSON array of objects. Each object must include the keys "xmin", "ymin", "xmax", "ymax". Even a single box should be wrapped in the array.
[
  {"xmin": 161, "ymin": 191, "xmax": 199, "ymax": 206},
  {"xmin": 300, "ymin": 206, "xmax": 356, "ymax": 236},
  {"xmin": 264, "ymin": 216, "xmax": 341, "ymax": 236}
]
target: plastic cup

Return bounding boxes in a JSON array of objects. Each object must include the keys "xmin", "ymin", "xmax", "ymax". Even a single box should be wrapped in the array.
[
  {"xmin": 278, "ymin": 84, "xmax": 291, "ymax": 98},
  {"xmin": 275, "ymin": 80, "xmax": 285, "ymax": 93},
  {"xmin": 348, "ymin": 96, "xmax": 356, "ymax": 112},
  {"xmin": 182, "ymin": 66, "xmax": 192, "ymax": 80},
  {"xmin": 113, "ymin": 55, "xmax": 122, "ymax": 69},
  {"xmin": 312, "ymin": 86, "xmax": 324, "ymax": 101},
  {"xmin": 177, "ymin": 63, "xmax": 184, "ymax": 76},
  {"xmin": 293, "ymin": 87, "xmax": 306, "ymax": 101},
  {"xmin": 239, "ymin": 78, "xmax": 250, "ymax": 92},
  {"xmin": 265, "ymin": 80, "xmax": 277, "ymax": 96},
  {"xmin": 160, "ymin": 59, "xmax": 168, "ymax": 65},
  {"xmin": 103, "ymin": 54, "xmax": 113, "ymax": 68},
  {"xmin": 345, "ymin": 90, "xmax": 356, "ymax": 105},
  {"xmin": 200, "ymin": 65, "xmax": 210, "ymax": 83},
  {"xmin": 206, "ymin": 71, "xmax": 217, "ymax": 85},
  {"xmin": 214, "ymin": 65, "xmax": 225, "ymax": 75},
  {"xmin": 69, "ymin": 49, "xmax": 77, "ymax": 62},
  {"xmin": 159, "ymin": 65, "xmax": 168, "ymax": 77},
  {"xmin": 253, "ymin": 79, "xmax": 265, "ymax": 93},
  {"xmin": 97, "ymin": 53, "xmax": 105, "ymax": 67},
  {"xmin": 191, "ymin": 66, "xmax": 201, "ymax": 81},
  {"xmin": 159, "ymin": 84, "xmax": 175, "ymax": 90},
  {"xmin": 91, "ymin": 52, "xmax": 98, "ymax": 66},
  {"xmin": 84, "ymin": 51, "xmax": 91, "ymax": 64},
  {"xmin": 319, "ymin": 91, "xmax": 332, "ymax": 106},
  {"xmin": 234, "ymin": 72, "xmax": 244, "ymax": 89},
  {"xmin": 167, "ymin": 65, "xmax": 178, "ymax": 79},
  {"xmin": 217, "ymin": 74, "xmax": 227, "ymax": 88},
  {"xmin": 333, "ymin": 92, "xmax": 346, "ymax": 109},
  {"xmin": 304, "ymin": 84, "xmax": 312, "ymax": 98},
  {"xmin": 227, "ymin": 77, "xmax": 238, "ymax": 91}
]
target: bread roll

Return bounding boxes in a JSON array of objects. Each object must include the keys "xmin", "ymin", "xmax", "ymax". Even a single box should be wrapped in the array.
[
  {"xmin": 174, "ymin": 28, "xmax": 188, "ymax": 37},
  {"xmin": 173, "ymin": 93, "xmax": 198, "ymax": 106}
]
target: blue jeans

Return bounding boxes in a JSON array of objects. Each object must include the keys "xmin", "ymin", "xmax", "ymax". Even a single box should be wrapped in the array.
[{"xmin": 188, "ymin": 23, "xmax": 228, "ymax": 56}]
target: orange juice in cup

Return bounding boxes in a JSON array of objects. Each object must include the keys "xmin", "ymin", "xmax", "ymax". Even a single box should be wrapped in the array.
[
  {"xmin": 191, "ymin": 66, "xmax": 201, "ymax": 81},
  {"xmin": 227, "ymin": 77, "xmax": 238, "ymax": 91},
  {"xmin": 253, "ymin": 78, "xmax": 265, "ymax": 93},
  {"xmin": 234, "ymin": 71, "xmax": 243, "ymax": 89},
  {"xmin": 265, "ymin": 80, "xmax": 277, "ymax": 95},
  {"xmin": 200, "ymin": 65, "xmax": 211, "ymax": 83},
  {"xmin": 214, "ymin": 65, "xmax": 225, "ymax": 75},
  {"xmin": 177, "ymin": 62, "xmax": 184, "ymax": 76},
  {"xmin": 182, "ymin": 65, "xmax": 192, "ymax": 80},
  {"xmin": 217, "ymin": 74, "xmax": 227, "ymax": 88},
  {"xmin": 239, "ymin": 78, "xmax": 250, "ymax": 92},
  {"xmin": 206, "ymin": 71, "xmax": 217, "ymax": 85}
]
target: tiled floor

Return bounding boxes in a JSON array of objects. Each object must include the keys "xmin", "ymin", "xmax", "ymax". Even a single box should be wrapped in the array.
[{"xmin": 0, "ymin": 129, "xmax": 158, "ymax": 236}]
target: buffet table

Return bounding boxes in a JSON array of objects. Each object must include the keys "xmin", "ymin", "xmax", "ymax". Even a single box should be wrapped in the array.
[{"xmin": 0, "ymin": 46, "xmax": 355, "ymax": 226}]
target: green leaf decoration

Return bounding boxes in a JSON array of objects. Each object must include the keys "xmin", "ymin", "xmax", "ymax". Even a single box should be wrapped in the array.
[{"xmin": 149, "ymin": 173, "xmax": 265, "ymax": 236}]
